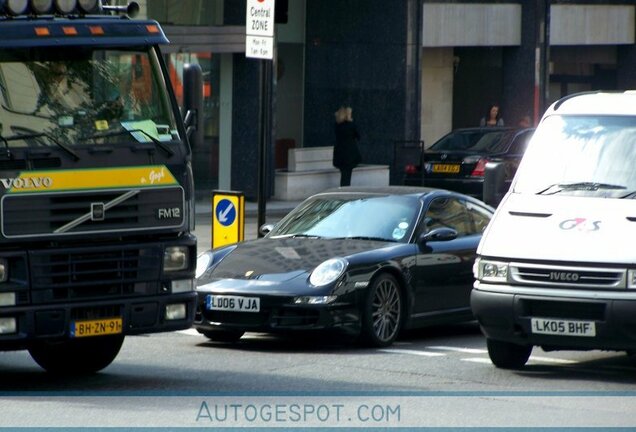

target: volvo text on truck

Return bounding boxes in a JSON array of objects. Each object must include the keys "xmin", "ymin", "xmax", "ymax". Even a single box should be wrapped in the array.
[
  {"xmin": 472, "ymin": 91, "xmax": 636, "ymax": 369},
  {"xmin": 0, "ymin": 0, "xmax": 203, "ymax": 373}
]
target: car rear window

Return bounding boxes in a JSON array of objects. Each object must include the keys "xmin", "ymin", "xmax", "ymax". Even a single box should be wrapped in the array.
[{"xmin": 430, "ymin": 130, "xmax": 507, "ymax": 153}]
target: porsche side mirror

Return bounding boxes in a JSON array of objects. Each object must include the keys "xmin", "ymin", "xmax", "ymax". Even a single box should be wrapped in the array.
[
  {"xmin": 419, "ymin": 227, "xmax": 458, "ymax": 245},
  {"xmin": 259, "ymin": 224, "xmax": 274, "ymax": 236}
]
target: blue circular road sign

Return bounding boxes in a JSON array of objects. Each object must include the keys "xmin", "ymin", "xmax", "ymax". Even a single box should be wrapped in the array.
[{"xmin": 216, "ymin": 199, "xmax": 237, "ymax": 227}]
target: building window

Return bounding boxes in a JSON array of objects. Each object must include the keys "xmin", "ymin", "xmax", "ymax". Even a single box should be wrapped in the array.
[{"xmin": 146, "ymin": 0, "xmax": 223, "ymax": 26}]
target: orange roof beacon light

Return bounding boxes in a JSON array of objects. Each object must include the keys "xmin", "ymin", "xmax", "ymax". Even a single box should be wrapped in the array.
[
  {"xmin": 34, "ymin": 26, "xmax": 50, "ymax": 35},
  {"xmin": 88, "ymin": 25, "xmax": 103, "ymax": 35}
]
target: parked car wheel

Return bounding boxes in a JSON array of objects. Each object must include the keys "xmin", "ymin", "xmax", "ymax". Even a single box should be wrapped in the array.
[
  {"xmin": 486, "ymin": 338, "xmax": 532, "ymax": 369},
  {"xmin": 361, "ymin": 273, "xmax": 403, "ymax": 347},
  {"xmin": 28, "ymin": 335, "xmax": 124, "ymax": 374},
  {"xmin": 203, "ymin": 329, "xmax": 245, "ymax": 343}
]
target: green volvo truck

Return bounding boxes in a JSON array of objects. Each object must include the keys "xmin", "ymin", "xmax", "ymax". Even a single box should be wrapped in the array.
[{"xmin": 0, "ymin": 0, "xmax": 202, "ymax": 373}]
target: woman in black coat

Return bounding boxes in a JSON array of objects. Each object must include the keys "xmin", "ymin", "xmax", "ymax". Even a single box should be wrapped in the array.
[{"xmin": 333, "ymin": 106, "xmax": 361, "ymax": 186}]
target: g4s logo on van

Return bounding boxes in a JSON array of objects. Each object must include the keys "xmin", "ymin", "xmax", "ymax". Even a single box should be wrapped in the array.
[{"xmin": 559, "ymin": 218, "xmax": 601, "ymax": 232}]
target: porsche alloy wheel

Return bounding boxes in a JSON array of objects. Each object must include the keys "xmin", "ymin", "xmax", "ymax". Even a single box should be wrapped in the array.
[{"xmin": 361, "ymin": 273, "xmax": 403, "ymax": 347}]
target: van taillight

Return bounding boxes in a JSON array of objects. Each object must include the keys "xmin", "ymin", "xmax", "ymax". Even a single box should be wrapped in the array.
[
  {"xmin": 470, "ymin": 158, "xmax": 488, "ymax": 177},
  {"xmin": 405, "ymin": 164, "xmax": 417, "ymax": 174}
]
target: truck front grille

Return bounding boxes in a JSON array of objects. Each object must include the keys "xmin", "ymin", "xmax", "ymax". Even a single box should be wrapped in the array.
[
  {"xmin": 510, "ymin": 263, "xmax": 626, "ymax": 289},
  {"xmin": 1, "ymin": 187, "xmax": 184, "ymax": 238},
  {"xmin": 29, "ymin": 244, "xmax": 162, "ymax": 304}
]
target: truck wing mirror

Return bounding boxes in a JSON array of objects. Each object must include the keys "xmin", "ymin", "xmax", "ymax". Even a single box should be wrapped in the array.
[
  {"xmin": 483, "ymin": 161, "xmax": 507, "ymax": 207},
  {"xmin": 183, "ymin": 63, "xmax": 204, "ymax": 149}
]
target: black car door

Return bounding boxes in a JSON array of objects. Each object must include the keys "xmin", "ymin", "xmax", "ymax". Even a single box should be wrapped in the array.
[{"xmin": 411, "ymin": 197, "xmax": 492, "ymax": 315}]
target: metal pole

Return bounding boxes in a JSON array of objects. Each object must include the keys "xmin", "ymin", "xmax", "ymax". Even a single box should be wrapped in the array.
[
  {"xmin": 534, "ymin": 0, "xmax": 550, "ymax": 124},
  {"xmin": 256, "ymin": 60, "xmax": 273, "ymax": 237}
]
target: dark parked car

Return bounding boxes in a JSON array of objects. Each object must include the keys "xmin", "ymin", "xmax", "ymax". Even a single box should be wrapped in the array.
[
  {"xmin": 195, "ymin": 187, "xmax": 494, "ymax": 347},
  {"xmin": 403, "ymin": 127, "xmax": 534, "ymax": 199}
]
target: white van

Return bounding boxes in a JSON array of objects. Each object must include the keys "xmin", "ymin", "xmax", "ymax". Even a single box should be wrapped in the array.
[{"xmin": 472, "ymin": 91, "xmax": 636, "ymax": 368}]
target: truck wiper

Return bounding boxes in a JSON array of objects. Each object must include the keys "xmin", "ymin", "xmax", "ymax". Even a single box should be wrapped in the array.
[
  {"xmin": 536, "ymin": 182, "xmax": 626, "ymax": 195},
  {"xmin": 81, "ymin": 129, "xmax": 174, "ymax": 157},
  {"xmin": 4, "ymin": 132, "xmax": 79, "ymax": 161}
]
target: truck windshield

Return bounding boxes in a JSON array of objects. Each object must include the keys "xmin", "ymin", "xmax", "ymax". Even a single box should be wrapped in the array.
[
  {"xmin": 0, "ymin": 46, "xmax": 180, "ymax": 148},
  {"xmin": 514, "ymin": 115, "xmax": 636, "ymax": 198}
]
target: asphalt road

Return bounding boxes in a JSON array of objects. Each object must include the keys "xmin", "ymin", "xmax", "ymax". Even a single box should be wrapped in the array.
[
  {"xmin": 2, "ymin": 210, "xmax": 636, "ymax": 428},
  {"xmin": 1, "ymin": 324, "xmax": 636, "ymax": 427}
]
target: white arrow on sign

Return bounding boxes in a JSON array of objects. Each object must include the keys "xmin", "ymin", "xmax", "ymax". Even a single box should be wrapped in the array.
[{"xmin": 218, "ymin": 202, "xmax": 234, "ymax": 223}]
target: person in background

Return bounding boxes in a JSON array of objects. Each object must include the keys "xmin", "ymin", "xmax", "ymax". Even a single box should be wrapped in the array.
[
  {"xmin": 333, "ymin": 106, "xmax": 361, "ymax": 187},
  {"xmin": 517, "ymin": 114, "xmax": 532, "ymax": 128},
  {"xmin": 480, "ymin": 103, "xmax": 505, "ymax": 127}
]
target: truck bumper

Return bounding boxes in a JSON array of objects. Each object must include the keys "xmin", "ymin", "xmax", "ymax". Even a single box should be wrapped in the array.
[
  {"xmin": 471, "ymin": 285, "xmax": 636, "ymax": 351},
  {"xmin": 0, "ymin": 292, "xmax": 196, "ymax": 351}
]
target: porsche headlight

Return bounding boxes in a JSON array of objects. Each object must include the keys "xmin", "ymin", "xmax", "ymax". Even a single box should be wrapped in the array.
[
  {"xmin": 474, "ymin": 258, "xmax": 509, "ymax": 283},
  {"xmin": 309, "ymin": 258, "xmax": 347, "ymax": 287},
  {"xmin": 196, "ymin": 252, "xmax": 213, "ymax": 279}
]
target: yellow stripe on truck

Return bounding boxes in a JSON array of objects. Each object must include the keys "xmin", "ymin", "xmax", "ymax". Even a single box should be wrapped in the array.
[{"xmin": 5, "ymin": 165, "xmax": 178, "ymax": 193}]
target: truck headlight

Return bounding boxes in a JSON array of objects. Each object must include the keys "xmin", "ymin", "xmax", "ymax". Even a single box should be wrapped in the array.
[
  {"xmin": 78, "ymin": 0, "xmax": 99, "ymax": 13},
  {"xmin": 171, "ymin": 279, "xmax": 194, "ymax": 293},
  {"xmin": 628, "ymin": 270, "xmax": 636, "ymax": 289},
  {"xmin": 54, "ymin": 0, "xmax": 77, "ymax": 14},
  {"xmin": 164, "ymin": 246, "xmax": 189, "ymax": 272},
  {"xmin": 0, "ymin": 292, "xmax": 15, "ymax": 307},
  {"xmin": 6, "ymin": 0, "xmax": 28, "ymax": 15},
  {"xmin": 0, "ymin": 258, "xmax": 7, "ymax": 283},
  {"xmin": 31, "ymin": 0, "xmax": 53, "ymax": 14},
  {"xmin": 475, "ymin": 258, "xmax": 509, "ymax": 283}
]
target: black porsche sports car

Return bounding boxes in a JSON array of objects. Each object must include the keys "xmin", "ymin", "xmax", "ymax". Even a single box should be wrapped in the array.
[{"xmin": 194, "ymin": 187, "xmax": 494, "ymax": 347}]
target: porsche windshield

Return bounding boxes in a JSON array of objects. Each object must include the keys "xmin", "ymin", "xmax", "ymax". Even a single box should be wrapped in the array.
[
  {"xmin": 270, "ymin": 195, "xmax": 421, "ymax": 242},
  {"xmin": 514, "ymin": 115, "xmax": 636, "ymax": 198},
  {"xmin": 0, "ymin": 47, "xmax": 180, "ymax": 148}
]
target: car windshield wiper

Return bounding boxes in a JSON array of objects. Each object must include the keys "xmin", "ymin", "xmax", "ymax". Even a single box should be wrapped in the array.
[
  {"xmin": 331, "ymin": 236, "xmax": 396, "ymax": 242},
  {"xmin": 4, "ymin": 132, "xmax": 79, "ymax": 161},
  {"xmin": 536, "ymin": 182, "xmax": 626, "ymax": 195},
  {"xmin": 80, "ymin": 129, "xmax": 174, "ymax": 157},
  {"xmin": 273, "ymin": 233, "xmax": 322, "ymax": 239}
]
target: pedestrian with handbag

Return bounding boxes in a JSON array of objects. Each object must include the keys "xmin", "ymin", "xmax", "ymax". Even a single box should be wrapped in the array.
[{"xmin": 333, "ymin": 106, "xmax": 361, "ymax": 187}]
